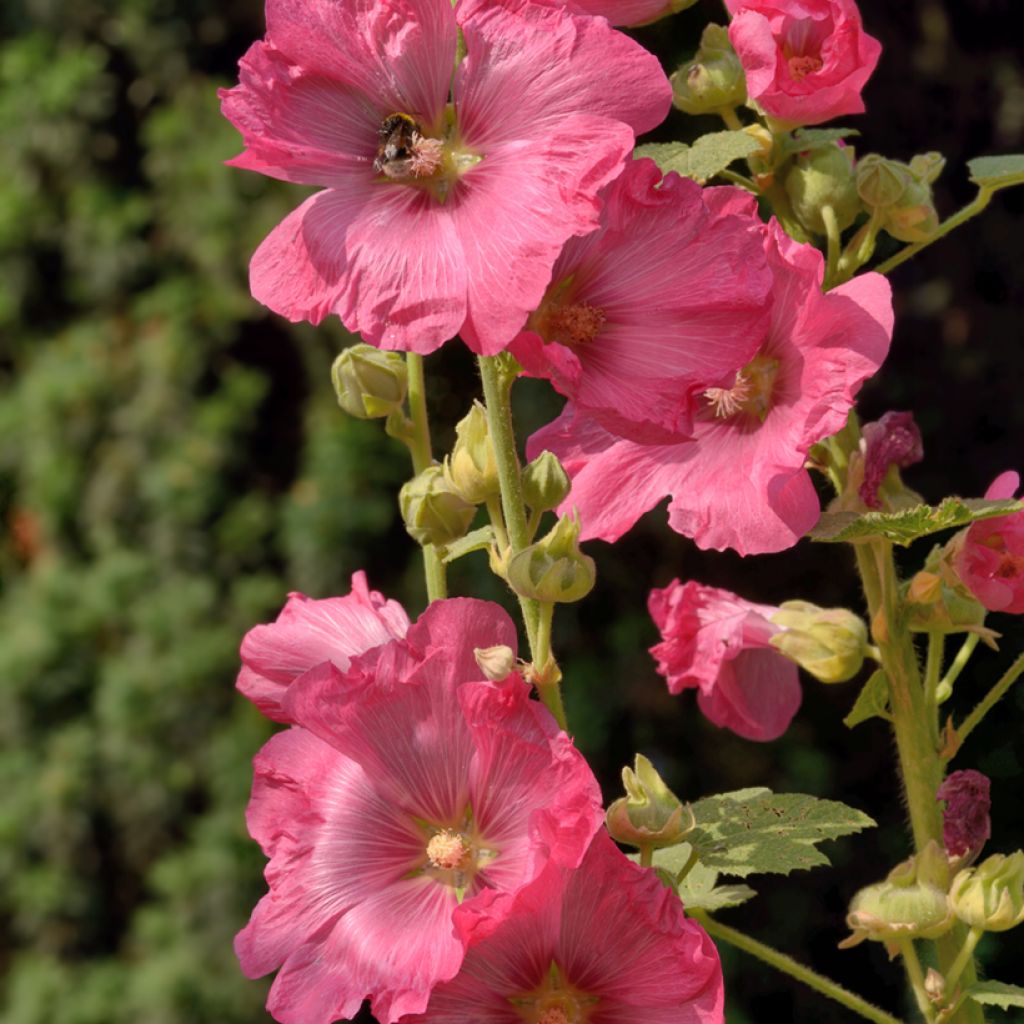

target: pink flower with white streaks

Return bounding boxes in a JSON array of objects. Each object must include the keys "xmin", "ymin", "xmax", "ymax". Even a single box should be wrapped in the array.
[
  {"xmin": 403, "ymin": 830, "xmax": 724, "ymax": 1024},
  {"xmin": 510, "ymin": 158, "xmax": 773, "ymax": 444},
  {"xmin": 528, "ymin": 191, "xmax": 894, "ymax": 555},
  {"xmin": 648, "ymin": 579, "xmax": 801, "ymax": 741},
  {"xmin": 236, "ymin": 598, "xmax": 603, "ymax": 1024},
  {"xmin": 220, "ymin": 0, "xmax": 670, "ymax": 355},
  {"xmin": 237, "ymin": 571, "xmax": 409, "ymax": 722},
  {"xmin": 951, "ymin": 471, "xmax": 1024, "ymax": 615},
  {"xmin": 726, "ymin": 0, "xmax": 882, "ymax": 128}
]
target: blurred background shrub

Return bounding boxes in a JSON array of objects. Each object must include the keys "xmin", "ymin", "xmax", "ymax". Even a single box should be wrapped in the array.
[{"xmin": 0, "ymin": 1, "xmax": 1021, "ymax": 1021}]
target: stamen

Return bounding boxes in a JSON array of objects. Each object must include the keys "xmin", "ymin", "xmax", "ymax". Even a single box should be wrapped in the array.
[
  {"xmin": 426, "ymin": 829, "xmax": 472, "ymax": 871},
  {"xmin": 542, "ymin": 303, "xmax": 606, "ymax": 348},
  {"xmin": 788, "ymin": 55, "xmax": 823, "ymax": 79},
  {"xmin": 704, "ymin": 373, "xmax": 752, "ymax": 419},
  {"xmin": 408, "ymin": 134, "xmax": 444, "ymax": 178}
]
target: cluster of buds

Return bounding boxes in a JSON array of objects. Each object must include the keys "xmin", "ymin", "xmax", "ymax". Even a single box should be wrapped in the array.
[
  {"xmin": 784, "ymin": 142, "xmax": 860, "ymax": 237},
  {"xmin": 857, "ymin": 152, "xmax": 944, "ymax": 243},
  {"xmin": 769, "ymin": 600, "xmax": 868, "ymax": 683},
  {"xmin": 670, "ymin": 24, "xmax": 746, "ymax": 117}
]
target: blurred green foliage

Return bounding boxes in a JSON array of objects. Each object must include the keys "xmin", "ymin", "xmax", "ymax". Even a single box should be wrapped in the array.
[{"xmin": 1, "ymin": 1, "xmax": 1022, "ymax": 1022}]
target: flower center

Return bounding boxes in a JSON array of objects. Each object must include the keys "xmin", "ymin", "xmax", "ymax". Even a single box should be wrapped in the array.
[
  {"xmin": 704, "ymin": 353, "xmax": 780, "ymax": 422},
  {"xmin": 426, "ymin": 829, "xmax": 473, "ymax": 872},
  {"xmin": 510, "ymin": 962, "xmax": 598, "ymax": 1024},
  {"xmin": 788, "ymin": 54, "xmax": 823, "ymax": 80},
  {"xmin": 534, "ymin": 300, "xmax": 606, "ymax": 349},
  {"xmin": 992, "ymin": 548, "xmax": 1024, "ymax": 581},
  {"xmin": 417, "ymin": 812, "xmax": 499, "ymax": 893}
]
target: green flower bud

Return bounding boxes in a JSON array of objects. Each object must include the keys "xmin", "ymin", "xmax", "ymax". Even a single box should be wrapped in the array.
[
  {"xmin": 670, "ymin": 25, "xmax": 746, "ymax": 116},
  {"xmin": 442, "ymin": 402, "xmax": 499, "ymax": 504},
  {"xmin": 399, "ymin": 466, "xmax": 475, "ymax": 548},
  {"xmin": 506, "ymin": 513, "xmax": 596, "ymax": 604},
  {"xmin": 606, "ymin": 754, "xmax": 696, "ymax": 850},
  {"xmin": 769, "ymin": 601, "xmax": 868, "ymax": 683},
  {"xmin": 909, "ymin": 151, "xmax": 946, "ymax": 185},
  {"xmin": 331, "ymin": 344, "xmax": 407, "ymax": 420},
  {"xmin": 884, "ymin": 175, "xmax": 940, "ymax": 242},
  {"xmin": 784, "ymin": 143, "xmax": 861, "ymax": 236},
  {"xmin": 950, "ymin": 851, "xmax": 1024, "ymax": 932},
  {"xmin": 856, "ymin": 154, "xmax": 911, "ymax": 209},
  {"xmin": 522, "ymin": 450, "xmax": 571, "ymax": 512}
]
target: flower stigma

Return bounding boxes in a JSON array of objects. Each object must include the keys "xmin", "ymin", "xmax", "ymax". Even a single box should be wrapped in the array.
[
  {"xmin": 704, "ymin": 352, "xmax": 780, "ymax": 422},
  {"xmin": 788, "ymin": 54, "xmax": 823, "ymax": 79}
]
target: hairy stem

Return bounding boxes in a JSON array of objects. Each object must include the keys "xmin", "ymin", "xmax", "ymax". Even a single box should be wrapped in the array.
[{"xmin": 955, "ymin": 651, "xmax": 1024, "ymax": 752}]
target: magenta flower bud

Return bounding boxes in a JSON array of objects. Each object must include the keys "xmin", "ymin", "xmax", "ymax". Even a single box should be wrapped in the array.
[
  {"xmin": 858, "ymin": 410, "xmax": 924, "ymax": 509},
  {"xmin": 937, "ymin": 769, "xmax": 991, "ymax": 861}
]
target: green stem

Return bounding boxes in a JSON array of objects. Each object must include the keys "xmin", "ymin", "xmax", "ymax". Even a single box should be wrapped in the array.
[
  {"xmin": 955, "ymin": 651, "xmax": 1024, "ymax": 752},
  {"xmin": 717, "ymin": 168, "xmax": 759, "ymax": 192},
  {"xmin": 675, "ymin": 845, "xmax": 700, "ymax": 885},
  {"xmin": 405, "ymin": 353, "xmax": 447, "ymax": 602},
  {"xmin": 874, "ymin": 189, "xmax": 994, "ymax": 277},
  {"xmin": 477, "ymin": 355, "xmax": 540, "ymax": 651},
  {"xmin": 854, "ymin": 541, "xmax": 984, "ymax": 1024},
  {"xmin": 944, "ymin": 927, "xmax": 984, "ymax": 996},
  {"xmin": 693, "ymin": 913, "xmax": 907, "ymax": 1024},
  {"xmin": 924, "ymin": 632, "xmax": 945, "ymax": 747},
  {"xmin": 719, "ymin": 107, "xmax": 743, "ymax": 131},
  {"xmin": 822, "ymin": 204, "xmax": 842, "ymax": 290},
  {"xmin": 896, "ymin": 938, "xmax": 937, "ymax": 1023},
  {"xmin": 936, "ymin": 634, "xmax": 980, "ymax": 705},
  {"xmin": 533, "ymin": 601, "xmax": 567, "ymax": 730},
  {"xmin": 835, "ymin": 209, "xmax": 883, "ymax": 284},
  {"xmin": 486, "ymin": 495, "xmax": 509, "ymax": 552}
]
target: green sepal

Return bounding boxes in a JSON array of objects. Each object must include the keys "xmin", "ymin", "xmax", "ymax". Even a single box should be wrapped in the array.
[{"xmin": 843, "ymin": 669, "xmax": 892, "ymax": 728}]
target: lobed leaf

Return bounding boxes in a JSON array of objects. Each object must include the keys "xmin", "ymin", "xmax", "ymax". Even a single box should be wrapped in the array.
[
  {"xmin": 810, "ymin": 497, "xmax": 1024, "ymax": 546},
  {"xmin": 683, "ymin": 788, "xmax": 875, "ymax": 877},
  {"xmin": 675, "ymin": 859, "xmax": 757, "ymax": 911},
  {"xmin": 965, "ymin": 980, "xmax": 1024, "ymax": 1010},
  {"xmin": 967, "ymin": 154, "xmax": 1024, "ymax": 191},
  {"xmin": 635, "ymin": 131, "xmax": 761, "ymax": 185}
]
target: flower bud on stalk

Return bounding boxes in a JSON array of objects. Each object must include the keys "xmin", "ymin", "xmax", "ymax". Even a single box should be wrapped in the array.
[
  {"xmin": 522, "ymin": 450, "xmax": 571, "ymax": 512},
  {"xmin": 331, "ymin": 344, "xmax": 408, "ymax": 419},
  {"xmin": 507, "ymin": 513, "xmax": 596, "ymax": 603},
  {"xmin": 606, "ymin": 754, "xmax": 696, "ymax": 850},
  {"xmin": 950, "ymin": 851, "xmax": 1024, "ymax": 932},
  {"xmin": 784, "ymin": 143, "xmax": 861, "ymax": 236},
  {"xmin": 856, "ymin": 153, "xmax": 944, "ymax": 243},
  {"xmin": 769, "ymin": 601, "xmax": 868, "ymax": 683},
  {"xmin": 399, "ymin": 466, "xmax": 475, "ymax": 547},
  {"xmin": 443, "ymin": 402, "xmax": 499, "ymax": 504},
  {"xmin": 670, "ymin": 25, "xmax": 746, "ymax": 116}
]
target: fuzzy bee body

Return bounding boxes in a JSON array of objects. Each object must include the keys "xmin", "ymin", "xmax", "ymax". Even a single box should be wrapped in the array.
[{"xmin": 373, "ymin": 112, "xmax": 420, "ymax": 177}]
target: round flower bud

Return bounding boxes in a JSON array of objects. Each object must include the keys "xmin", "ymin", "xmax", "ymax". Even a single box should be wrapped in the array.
[
  {"xmin": 399, "ymin": 466, "xmax": 475, "ymax": 548},
  {"xmin": 885, "ymin": 175, "xmax": 940, "ymax": 242},
  {"xmin": 442, "ymin": 401, "xmax": 499, "ymax": 504},
  {"xmin": 522, "ymin": 450, "xmax": 571, "ymax": 512},
  {"xmin": 950, "ymin": 851, "xmax": 1024, "ymax": 932},
  {"xmin": 606, "ymin": 754, "xmax": 696, "ymax": 851},
  {"xmin": 856, "ymin": 154, "xmax": 911, "ymax": 209},
  {"xmin": 784, "ymin": 143, "xmax": 861, "ymax": 236},
  {"xmin": 670, "ymin": 24, "xmax": 746, "ymax": 116},
  {"xmin": 506, "ymin": 513, "xmax": 596, "ymax": 604},
  {"xmin": 331, "ymin": 345, "xmax": 408, "ymax": 420},
  {"xmin": 768, "ymin": 601, "xmax": 868, "ymax": 683}
]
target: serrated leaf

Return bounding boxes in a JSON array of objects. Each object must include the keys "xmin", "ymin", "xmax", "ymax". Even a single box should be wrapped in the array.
[
  {"xmin": 967, "ymin": 155, "xmax": 1024, "ymax": 190},
  {"xmin": 965, "ymin": 980, "xmax": 1024, "ymax": 1010},
  {"xmin": 779, "ymin": 128, "xmax": 859, "ymax": 159},
  {"xmin": 810, "ymin": 497, "xmax": 1024, "ymax": 546},
  {"xmin": 635, "ymin": 131, "xmax": 760, "ymax": 184},
  {"xmin": 844, "ymin": 669, "xmax": 891, "ymax": 728},
  {"xmin": 440, "ymin": 525, "xmax": 495, "ymax": 563},
  {"xmin": 685, "ymin": 789, "xmax": 875, "ymax": 877},
  {"xmin": 676, "ymin": 859, "xmax": 757, "ymax": 911}
]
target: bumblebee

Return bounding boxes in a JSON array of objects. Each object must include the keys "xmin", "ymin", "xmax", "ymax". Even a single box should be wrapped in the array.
[{"xmin": 373, "ymin": 112, "xmax": 420, "ymax": 177}]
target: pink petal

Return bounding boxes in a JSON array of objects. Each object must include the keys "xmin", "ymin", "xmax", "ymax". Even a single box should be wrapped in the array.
[{"xmin": 984, "ymin": 471, "xmax": 1021, "ymax": 501}]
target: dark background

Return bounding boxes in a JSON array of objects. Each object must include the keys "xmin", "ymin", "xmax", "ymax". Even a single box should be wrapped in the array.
[{"xmin": 0, "ymin": 0, "xmax": 1021, "ymax": 1021}]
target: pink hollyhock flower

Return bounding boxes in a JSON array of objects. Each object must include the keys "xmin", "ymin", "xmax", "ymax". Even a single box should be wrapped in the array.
[
  {"xmin": 510, "ymin": 158, "xmax": 773, "ymax": 443},
  {"xmin": 937, "ymin": 769, "xmax": 991, "ymax": 862},
  {"xmin": 726, "ymin": 0, "xmax": 882, "ymax": 128},
  {"xmin": 237, "ymin": 598, "xmax": 603, "ymax": 1024},
  {"xmin": 237, "ymin": 571, "xmax": 409, "ymax": 722},
  {"xmin": 528, "ymin": 191, "xmax": 894, "ymax": 555},
  {"xmin": 648, "ymin": 579, "xmax": 801, "ymax": 741},
  {"xmin": 220, "ymin": 0, "xmax": 670, "ymax": 356},
  {"xmin": 403, "ymin": 830, "xmax": 724, "ymax": 1024},
  {"xmin": 568, "ymin": 0, "xmax": 689, "ymax": 28},
  {"xmin": 952, "ymin": 471, "xmax": 1024, "ymax": 614}
]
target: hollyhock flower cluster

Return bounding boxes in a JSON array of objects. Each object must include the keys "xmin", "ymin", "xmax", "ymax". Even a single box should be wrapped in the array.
[
  {"xmin": 529, "ymin": 190, "xmax": 894, "ymax": 556},
  {"xmin": 726, "ymin": 0, "xmax": 882, "ymax": 128},
  {"xmin": 237, "ymin": 571, "xmax": 410, "ymax": 721},
  {"xmin": 237, "ymin": 597, "xmax": 604, "ymax": 1023},
  {"xmin": 404, "ymin": 830, "xmax": 725, "ymax": 1023},
  {"xmin": 220, "ymin": 0, "xmax": 670, "ymax": 355},
  {"xmin": 951, "ymin": 471, "xmax": 1024, "ymax": 615},
  {"xmin": 648, "ymin": 579, "xmax": 801, "ymax": 741},
  {"xmin": 511, "ymin": 157, "xmax": 773, "ymax": 444}
]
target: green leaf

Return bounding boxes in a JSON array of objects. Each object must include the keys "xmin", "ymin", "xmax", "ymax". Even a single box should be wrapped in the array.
[
  {"xmin": 779, "ymin": 128, "xmax": 859, "ymax": 160},
  {"xmin": 440, "ymin": 526, "xmax": 495, "ymax": 563},
  {"xmin": 675, "ymin": 859, "xmax": 757, "ymax": 911},
  {"xmin": 965, "ymin": 980, "xmax": 1024, "ymax": 1010},
  {"xmin": 844, "ymin": 669, "xmax": 892, "ymax": 729},
  {"xmin": 683, "ymin": 789, "xmax": 875, "ymax": 877},
  {"xmin": 635, "ymin": 131, "xmax": 760, "ymax": 185},
  {"xmin": 810, "ymin": 496, "xmax": 1024, "ymax": 546},
  {"xmin": 967, "ymin": 155, "xmax": 1024, "ymax": 191}
]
